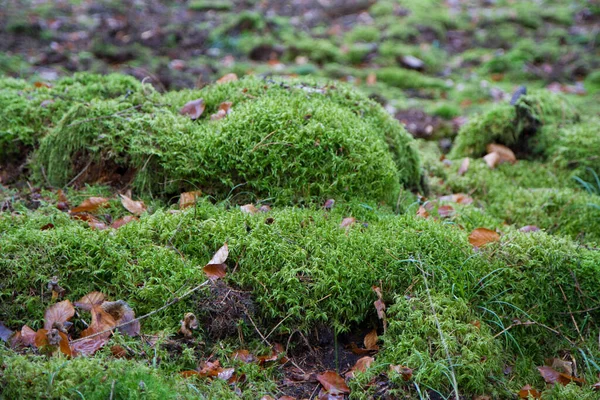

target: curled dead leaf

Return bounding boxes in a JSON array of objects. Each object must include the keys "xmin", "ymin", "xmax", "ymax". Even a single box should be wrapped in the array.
[
  {"xmin": 70, "ymin": 197, "xmax": 109, "ymax": 213},
  {"xmin": 232, "ymin": 349, "xmax": 256, "ymax": 363},
  {"xmin": 487, "ymin": 144, "xmax": 517, "ymax": 164},
  {"xmin": 390, "ymin": 365, "xmax": 413, "ymax": 381},
  {"xmin": 437, "ymin": 205, "xmax": 455, "ymax": 218},
  {"xmin": 75, "ymin": 292, "xmax": 106, "ymax": 311},
  {"xmin": 483, "ymin": 152, "xmax": 501, "ymax": 169},
  {"xmin": 468, "ymin": 228, "xmax": 500, "ymax": 248},
  {"xmin": 520, "ymin": 225, "xmax": 540, "ymax": 233},
  {"xmin": 179, "ymin": 191, "xmax": 202, "ymax": 209},
  {"xmin": 44, "ymin": 300, "xmax": 75, "ymax": 331},
  {"xmin": 340, "ymin": 217, "xmax": 356, "ymax": 229},
  {"xmin": 537, "ymin": 365, "xmax": 585, "ymax": 386},
  {"xmin": 71, "ymin": 337, "xmax": 108, "ymax": 357},
  {"xmin": 316, "ymin": 371, "xmax": 350, "ymax": 395},
  {"xmin": 119, "ymin": 194, "xmax": 146, "ymax": 215},
  {"xmin": 180, "ymin": 98, "xmax": 205, "ymax": 120},
  {"xmin": 34, "ymin": 328, "xmax": 72, "ymax": 356},
  {"xmin": 204, "ymin": 264, "xmax": 227, "ymax": 280},
  {"xmin": 211, "ymin": 101, "xmax": 233, "ymax": 120},
  {"xmin": 216, "ymin": 73, "xmax": 238, "ymax": 84},
  {"xmin": 458, "ymin": 157, "xmax": 470, "ymax": 176},
  {"xmin": 180, "ymin": 312, "xmax": 199, "ymax": 338},
  {"xmin": 323, "ymin": 199, "xmax": 335, "ymax": 210},
  {"xmin": 240, "ymin": 204, "xmax": 258, "ymax": 214},
  {"xmin": 416, "ymin": 205, "xmax": 429, "ymax": 218},
  {"xmin": 518, "ymin": 384, "xmax": 542, "ymax": 399},
  {"xmin": 346, "ymin": 356, "xmax": 374, "ymax": 378},
  {"xmin": 102, "ymin": 300, "xmax": 140, "ymax": 337},
  {"xmin": 111, "ymin": 215, "xmax": 138, "ymax": 229},
  {"xmin": 363, "ymin": 329, "xmax": 379, "ymax": 351},
  {"xmin": 208, "ymin": 243, "xmax": 229, "ymax": 265}
]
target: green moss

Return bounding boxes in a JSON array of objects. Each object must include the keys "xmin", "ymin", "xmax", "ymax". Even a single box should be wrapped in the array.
[
  {"xmin": 345, "ymin": 26, "xmax": 381, "ymax": 43},
  {"xmin": 34, "ymin": 75, "xmax": 422, "ymax": 204},
  {"xmin": 376, "ymin": 67, "xmax": 448, "ymax": 90},
  {"xmin": 188, "ymin": 0, "xmax": 233, "ymax": 11},
  {"xmin": 584, "ymin": 70, "xmax": 600, "ymax": 94},
  {"xmin": 450, "ymin": 90, "xmax": 579, "ymax": 158}
]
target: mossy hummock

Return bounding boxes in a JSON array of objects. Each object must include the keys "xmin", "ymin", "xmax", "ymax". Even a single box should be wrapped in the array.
[{"xmin": 32, "ymin": 74, "xmax": 422, "ymax": 204}]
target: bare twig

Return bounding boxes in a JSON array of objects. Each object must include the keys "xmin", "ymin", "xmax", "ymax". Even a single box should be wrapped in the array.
[
  {"xmin": 71, "ymin": 279, "xmax": 210, "ymax": 343},
  {"xmin": 65, "ymin": 159, "xmax": 93, "ymax": 188},
  {"xmin": 559, "ymin": 285, "xmax": 585, "ymax": 343},
  {"xmin": 243, "ymin": 309, "xmax": 271, "ymax": 347}
]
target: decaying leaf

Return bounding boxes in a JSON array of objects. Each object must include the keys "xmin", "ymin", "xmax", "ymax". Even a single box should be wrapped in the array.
[
  {"xmin": 518, "ymin": 384, "xmax": 542, "ymax": 398},
  {"xmin": 204, "ymin": 243, "xmax": 229, "ymax": 280},
  {"xmin": 75, "ymin": 292, "xmax": 106, "ymax": 310},
  {"xmin": 372, "ymin": 286, "xmax": 387, "ymax": 334},
  {"xmin": 546, "ymin": 357, "xmax": 574, "ymax": 376},
  {"xmin": 340, "ymin": 217, "xmax": 356, "ymax": 229},
  {"xmin": 537, "ymin": 365, "xmax": 585, "ymax": 386},
  {"xmin": 70, "ymin": 197, "xmax": 109, "ymax": 213},
  {"xmin": 468, "ymin": 228, "xmax": 500, "ymax": 248},
  {"xmin": 180, "ymin": 312, "xmax": 199, "ymax": 338},
  {"xmin": 390, "ymin": 365, "xmax": 413, "ymax": 381},
  {"xmin": 316, "ymin": 371, "xmax": 350, "ymax": 395},
  {"xmin": 44, "ymin": 300, "xmax": 75, "ymax": 331},
  {"xmin": 439, "ymin": 193, "xmax": 474, "ymax": 205},
  {"xmin": 71, "ymin": 337, "xmax": 108, "ymax": 357},
  {"xmin": 363, "ymin": 329, "xmax": 379, "ymax": 351},
  {"xmin": 458, "ymin": 157, "xmax": 470, "ymax": 176},
  {"xmin": 119, "ymin": 194, "xmax": 146, "ymax": 215},
  {"xmin": 20, "ymin": 325, "xmax": 37, "ymax": 347},
  {"xmin": 211, "ymin": 101, "xmax": 233, "ymax": 120},
  {"xmin": 111, "ymin": 215, "xmax": 138, "ymax": 229},
  {"xmin": 232, "ymin": 349, "xmax": 256, "ymax": 363},
  {"xmin": 34, "ymin": 328, "xmax": 72, "ymax": 356},
  {"xmin": 366, "ymin": 72, "xmax": 377, "ymax": 86},
  {"xmin": 180, "ymin": 98, "xmax": 205, "ymax": 120},
  {"xmin": 179, "ymin": 191, "xmax": 202, "ymax": 209},
  {"xmin": 216, "ymin": 73, "xmax": 238, "ymax": 84},
  {"xmin": 483, "ymin": 152, "xmax": 501, "ymax": 169},
  {"xmin": 346, "ymin": 356, "xmax": 374, "ymax": 378},
  {"xmin": 257, "ymin": 343, "xmax": 286, "ymax": 365},
  {"xmin": 240, "ymin": 204, "xmax": 258, "ymax": 214},
  {"xmin": 520, "ymin": 225, "xmax": 540, "ymax": 233},
  {"xmin": 102, "ymin": 300, "xmax": 140, "ymax": 337},
  {"xmin": 437, "ymin": 205, "xmax": 455, "ymax": 218},
  {"xmin": 80, "ymin": 305, "xmax": 117, "ymax": 339},
  {"xmin": 217, "ymin": 367, "xmax": 235, "ymax": 381},
  {"xmin": 416, "ymin": 205, "xmax": 429, "ymax": 218},
  {"xmin": 0, "ymin": 321, "xmax": 13, "ymax": 343},
  {"xmin": 487, "ymin": 144, "xmax": 517, "ymax": 164},
  {"xmin": 323, "ymin": 199, "xmax": 335, "ymax": 210}
]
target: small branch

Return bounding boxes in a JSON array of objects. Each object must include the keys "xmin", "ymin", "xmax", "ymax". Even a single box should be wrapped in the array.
[
  {"xmin": 71, "ymin": 279, "xmax": 210, "ymax": 344},
  {"xmin": 243, "ymin": 309, "xmax": 271, "ymax": 347},
  {"xmin": 65, "ymin": 159, "xmax": 93, "ymax": 188},
  {"xmin": 251, "ymin": 130, "xmax": 277, "ymax": 152},
  {"xmin": 559, "ymin": 285, "xmax": 585, "ymax": 343}
]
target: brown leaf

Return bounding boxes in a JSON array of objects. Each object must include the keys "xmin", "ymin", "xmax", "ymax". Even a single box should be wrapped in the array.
[
  {"xmin": 416, "ymin": 205, "xmax": 429, "ymax": 218},
  {"xmin": 119, "ymin": 194, "xmax": 146, "ymax": 215},
  {"xmin": 366, "ymin": 72, "xmax": 377, "ymax": 86},
  {"xmin": 0, "ymin": 321, "xmax": 13, "ymax": 343},
  {"xmin": 180, "ymin": 98, "xmax": 205, "ymax": 120},
  {"xmin": 211, "ymin": 109, "xmax": 227, "ymax": 121},
  {"xmin": 437, "ymin": 205, "xmax": 455, "ymax": 218},
  {"xmin": 439, "ymin": 193, "xmax": 473, "ymax": 205},
  {"xmin": 81, "ymin": 305, "xmax": 117, "ymax": 339},
  {"xmin": 346, "ymin": 356, "xmax": 374, "ymax": 378},
  {"xmin": 363, "ymin": 329, "xmax": 379, "ymax": 351},
  {"xmin": 240, "ymin": 204, "xmax": 258, "ymax": 214},
  {"xmin": 217, "ymin": 367, "xmax": 235, "ymax": 381},
  {"xmin": 518, "ymin": 384, "xmax": 542, "ymax": 399},
  {"xmin": 41, "ymin": 223, "xmax": 55, "ymax": 230},
  {"xmin": 111, "ymin": 345, "xmax": 128, "ymax": 358},
  {"xmin": 180, "ymin": 312, "xmax": 199, "ymax": 338},
  {"xmin": 323, "ymin": 199, "xmax": 335, "ymax": 210},
  {"xmin": 216, "ymin": 73, "xmax": 238, "ymax": 84},
  {"xmin": 70, "ymin": 197, "xmax": 109, "ymax": 213},
  {"xmin": 374, "ymin": 299, "xmax": 386, "ymax": 320},
  {"xmin": 340, "ymin": 217, "xmax": 356, "ymax": 229},
  {"xmin": 390, "ymin": 365, "xmax": 413, "ymax": 381},
  {"xmin": 71, "ymin": 337, "xmax": 108, "ymax": 356},
  {"xmin": 593, "ymin": 382, "xmax": 600, "ymax": 391},
  {"xmin": 75, "ymin": 292, "xmax": 106, "ymax": 311},
  {"xmin": 487, "ymin": 144, "xmax": 517, "ymax": 164},
  {"xmin": 546, "ymin": 357, "xmax": 573, "ymax": 376},
  {"xmin": 458, "ymin": 157, "xmax": 470, "ymax": 176},
  {"xmin": 257, "ymin": 343, "xmax": 286, "ymax": 365},
  {"xmin": 34, "ymin": 328, "xmax": 72, "ymax": 356},
  {"xmin": 316, "ymin": 371, "xmax": 350, "ymax": 395},
  {"xmin": 483, "ymin": 152, "xmax": 501, "ymax": 169},
  {"xmin": 208, "ymin": 243, "xmax": 229, "ymax": 265},
  {"xmin": 21, "ymin": 325, "xmax": 37, "ymax": 347},
  {"xmin": 468, "ymin": 228, "xmax": 500, "ymax": 248},
  {"xmin": 34, "ymin": 81, "xmax": 52, "ymax": 88},
  {"xmin": 111, "ymin": 215, "xmax": 138, "ymax": 229},
  {"xmin": 179, "ymin": 191, "xmax": 202, "ymax": 209},
  {"xmin": 102, "ymin": 300, "xmax": 140, "ymax": 337},
  {"xmin": 44, "ymin": 300, "xmax": 75, "ymax": 331},
  {"xmin": 349, "ymin": 342, "xmax": 372, "ymax": 355},
  {"xmin": 537, "ymin": 365, "xmax": 585, "ymax": 386},
  {"xmin": 211, "ymin": 102, "xmax": 233, "ymax": 120},
  {"xmin": 204, "ymin": 264, "xmax": 227, "ymax": 280},
  {"xmin": 232, "ymin": 349, "xmax": 255, "ymax": 363}
]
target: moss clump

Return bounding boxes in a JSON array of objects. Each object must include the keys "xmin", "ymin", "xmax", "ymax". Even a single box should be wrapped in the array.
[
  {"xmin": 0, "ymin": 73, "xmax": 143, "ymax": 161},
  {"xmin": 547, "ymin": 118, "xmax": 600, "ymax": 180},
  {"xmin": 376, "ymin": 67, "xmax": 448, "ymax": 90},
  {"xmin": 450, "ymin": 90, "xmax": 579, "ymax": 158},
  {"xmin": 34, "ymin": 75, "xmax": 422, "ymax": 204}
]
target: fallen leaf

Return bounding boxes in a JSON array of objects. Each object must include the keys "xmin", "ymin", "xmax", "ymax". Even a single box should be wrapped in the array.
[
  {"xmin": 34, "ymin": 328, "xmax": 72, "ymax": 356},
  {"xmin": 179, "ymin": 191, "xmax": 202, "ymax": 209},
  {"xmin": 458, "ymin": 157, "xmax": 470, "ymax": 176},
  {"xmin": 469, "ymin": 228, "xmax": 500, "ymax": 248},
  {"xmin": 346, "ymin": 356, "xmax": 374, "ymax": 378},
  {"xmin": 390, "ymin": 365, "xmax": 413, "ymax": 381},
  {"xmin": 70, "ymin": 197, "xmax": 109, "ymax": 213},
  {"xmin": 208, "ymin": 243, "xmax": 229, "ymax": 265},
  {"xmin": 259, "ymin": 205, "xmax": 272, "ymax": 213},
  {"xmin": 439, "ymin": 193, "xmax": 473, "ymax": 205},
  {"xmin": 111, "ymin": 215, "xmax": 138, "ymax": 229},
  {"xmin": 520, "ymin": 225, "xmax": 540, "ymax": 233},
  {"xmin": 483, "ymin": 152, "xmax": 501, "ymax": 169},
  {"xmin": 593, "ymin": 382, "xmax": 600, "ymax": 391},
  {"xmin": 44, "ymin": 300, "xmax": 75, "ymax": 331},
  {"xmin": 111, "ymin": 345, "xmax": 128, "ymax": 358},
  {"xmin": 366, "ymin": 72, "xmax": 377, "ymax": 86},
  {"xmin": 119, "ymin": 194, "xmax": 146, "ymax": 215},
  {"xmin": 240, "ymin": 204, "xmax": 258, "ymax": 214},
  {"xmin": 0, "ymin": 321, "xmax": 13, "ymax": 343},
  {"xmin": 232, "ymin": 349, "xmax": 255, "ymax": 363},
  {"xmin": 75, "ymin": 292, "xmax": 106, "ymax": 310},
  {"xmin": 349, "ymin": 342, "xmax": 372, "ymax": 355},
  {"xmin": 217, "ymin": 367, "xmax": 235, "ymax": 381},
  {"xmin": 257, "ymin": 343, "xmax": 286, "ymax": 364},
  {"xmin": 102, "ymin": 300, "xmax": 140, "ymax": 337},
  {"xmin": 41, "ymin": 223, "xmax": 55, "ymax": 230},
  {"xmin": 211, "ymin": 101, "xmax": 233, "ymax": 120},
  {"xmin": 217, "ymin": 73, "xmax": 238, "ymax": 84},
  {"xmin": 518, "ymin": 384, "xmax": 542, "ymax": 399},
  {"xmin": 437, "ymin": 205, "xmax": 455, "ymax": 218},
  {"xmin": 537, "ymin": 365, "xmax": 585, "ymax": 386},
  {"xmin": 34, "ymin": 81, "xmax": 52, "ymax": 88},
  {"xmin": 416, "ymin": 205, "xmax": 429, "ymax": 218},
  {"xmin": 363, "ymin": 329, "xmax": 379, "ymax": 351},
  {"xmin": 80, "ymin": 305, "xmax": 117, "ymax": 339},
  {"xmin": 204, "ymin": 264, "xmax": 227, "ymax": 280},
  {"xmin": 487, "ymin": 144, "xmax": 517, "ymax": 164},
  {"xmin": 340, "ymin": 217, "xmax": 356, "ymax": 229},
  {"xmin": 180, "ymin": 98, "xmax": 206, "ymax": 120},
  {"xmin": 316, "ymin": 371, "xmax": 350, "ymax": 395},
  {"xmin": 180, "ymin": 312, "xmax": 199, "ymax": 338},
  {"xmin": 71, "ymin": 337, "xmax": 108, "ymax": 356},
  {"xmin": 546, "ymin": 357, "xmax": 573, "ymax": 376},
  {"xmin": 19, "ymin": 325, "xmax": 37, "ymax": 347},
  {"xmin": 323, "ymin": 199, "xmax": 335, "ymax": 210}
]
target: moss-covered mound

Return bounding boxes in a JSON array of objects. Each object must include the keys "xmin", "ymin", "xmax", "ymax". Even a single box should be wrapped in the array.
[
  {"xmin": 450, "ymin": 90, "xmax": 579, "ymax": 158},
  {"xmin": 31, "ymin": 74, "xmax": 422, "ymax": 204}
]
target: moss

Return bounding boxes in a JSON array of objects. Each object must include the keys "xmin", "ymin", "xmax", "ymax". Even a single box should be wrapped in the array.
[
  {"xmin": 34, "ymin": 75, "xmax": 422, "ymax": 204},
  {"xmin": 0, "ymin": 73, "xmax": 143, "ymax": 160},
  {"xmin": 450, "ymin": 90, "xmax": 579, "ymax": 158},
  {"xmin": 584, "ymin": 70, "xmax": 600, "ymax": 94},
  {"xmin": 188, "ymin": 0, "xmax": 233, "ymax": 11},
  {"xmin": 285, "ymin": 37, "xmax": 342, "ymax": 64},
  {"xmin": 345, "ymin": 26, "xmax": 381, "ymax": 43},
  {"xmin": 376, "ymin": 67, "xmax": 448, "ymax": 90}
]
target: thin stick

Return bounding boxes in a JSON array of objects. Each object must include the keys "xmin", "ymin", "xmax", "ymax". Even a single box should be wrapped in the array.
[
  {"xmin": 243, "ymin": 309, "xmax": 271, "ymax": 347},
  {"xmin": 265, "ymin": 314, "xmax": 292, "ymax": 340},
  {"xmin": 71, "ymin": 279, "xmax": 210, "ymax": 343},
  {"xmin": 559, "ymin": 285, "xmax": 585, "ymax": 343},
  {"xmin": 65, "ymin": 159, "xmax": 93, "ymax": 188},
  {"xmin": 251, "ymin": 130, "xmax": 277, "ymax": 152}
]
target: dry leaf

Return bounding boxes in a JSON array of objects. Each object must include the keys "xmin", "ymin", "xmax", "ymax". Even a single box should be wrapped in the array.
[
  {"xmin": 180, "ymin": 98, "xmax": 205, "ymax": 120},
  {"xmin": 119, "ymin": 194, "xmax": 146, "ymax": 215},
  {"xmin": 70, "ymin": 197, "xmax": 109, "ymax": 213},
  {"xmin": 483, "ymin": 152, "xmax": 501, "ymax": 169},
  {"xmin": 439, "ymin": 193, "xmax": 473, "ymax": 205},
  {"xmin": 366, "ymin": 72, "xmax": 377, "ymax": 86},
  {"xmin": 363, "ymin": 329, "xmax": 379, "ymax": 351},
  {"xmin": 102, "ymin": 300, "xmax": 140, "ymax": 337},
  {"xmin": 217, "ymin": 73, "xmax": 238, "ymax": 84},
  {"xmin": 44, "ymin": 300, "xmax": 75, "ymax": 331},
  {"xmin": 257, "ymin": 343, "xmax": 286, "ymax": 365},
  {"xmin": 232, "ymin": 349, "xmax": 255, "ymax": 363},
  {"xmin": 180, "ymin": 312, "xmax": 198, "ymax": 338},
  {"xmin": 211, "ymin": 101, "xmax": 233, "ymax": 120},
  {"xmin": 203, "ymin": 264, "xmax": 227, "ymax": 280},
  {"xmin": 487, "ymin": 144, "xmax": 517, "ymax": 164},
  {"xmin": 0, "ymin": 321, "xmax": 13, "ymax": 343},
  {"xmin": 316, "ymin": 371, "xmax": 350, "ymax": 395},
  {"xmin": 217, "ymin": 367, "xmax": 235, "ymax": 381},
  {"xmin": 208, "ymin": 243, "xmax": 229, "ymax": 265},
  {"xmin": 518, "ymin": 384, "xmax": 542, "ymax": 399},
  {"xmin": 468, "ymin": 228, "xmax": 500, "ymax": 248},
  {"xmin": 71, "ymin": 337, "xmax": 108, "ymax": 356},
  {"xmin": 437, "ymin": 205, "xmax": 455, "ymax": 218},
  {"xmin": 323, "ymin": 199, "xmax": 335, "ymax": 210},
  {"xmin": 240, "ymin": 204, "xmax": 258, "ymax": 214},
  {"xmin": 458, "ymin": 157, "xmax": 470, "ymax": 176},
  {"xmin": 81, "ymin": 305, "xmax": 117, "ymax": 339},
  {"xmin": 546, "ymin": 358, "xmax": 573, "ymax": 376},
  {"xmin": 179, "ymin": 191, "xmax": 202, "ymax": 209},
  {"xmin": 416, "ymin": 205, "xmax": 429, "ymax": 218},
  {"xmin": 75, "ymin": 292, "xmax": 106, "ymax": 310},
  {"xmin": 111, "ymin": 345, "xmax": 128, "ymax": 358},
  {"xmin": 111, "ymin": 215, "xmax": 138, "ymax": 229},
  {"xmin": 537, "ymin": 365, "xmax": 585, "ymax": 386},
  {"xmin": 520, "ymin": 225, "xmax": 540, "ymax": 233},
  {"xmin": 390, "ymin": 365, "xmax": 413, "ymax": 381},
  {"xmin": 346, "ymin": 356, "xmax": 374, "ymax": 378},
  {"xmin": 34, "ymin": 328, "xmax": 72, "ymax": 356},
  {"xmin": 340, "ymin": 217, "xmax": 356, "ymax": 229}
]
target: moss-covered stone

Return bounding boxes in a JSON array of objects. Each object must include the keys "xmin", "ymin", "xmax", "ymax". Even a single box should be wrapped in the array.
[{"xmin": 34, "ymin": 75, "xmax": 422, "ymax": 204}]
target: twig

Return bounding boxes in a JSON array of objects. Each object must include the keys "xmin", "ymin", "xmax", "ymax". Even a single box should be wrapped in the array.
[
  {"xmin": 67, "ymin": 105, "xmax": 144, "ymax": 128},
  {"xmin": 559, "ymin": 285, "xmax": 585, "ymax": 343},
  {"xmin": 243, "ymin": 309, "xmax": 271, "ymax": 347},
  {"xmin": 71, "ymin": 279, "xmax": 210, "ymax": 343},
  {"xmin": 266, "ymin": 314, "xmax": 292, "ymax": 341},
  {"xmin": 493, "ymin": 319, "xmax": 577, "ymax": 347},
  {"xmin": 109, "ymin": 380, "xmax": 116, "ymax": 400},
  {"xmin": 65, "ymin": 159, "xmax": 93, "ymax": 188},
  {"xmin": 251, "ymin": 130, "xmax": 278, "ymax": 152}
]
